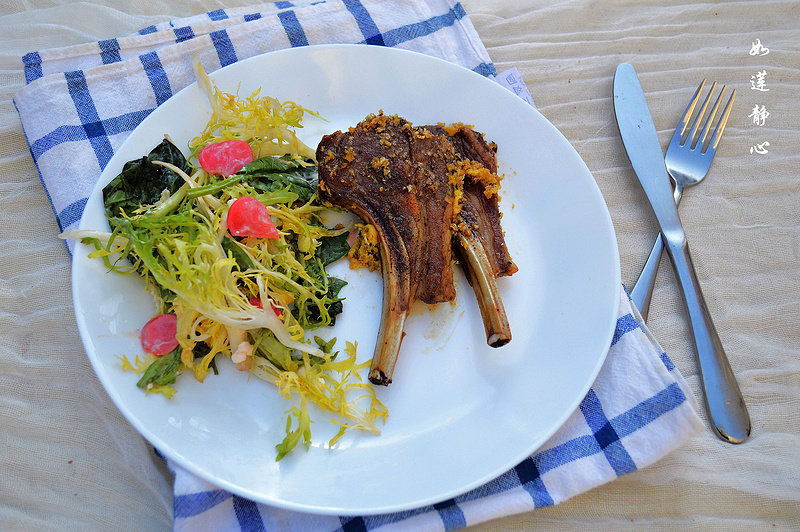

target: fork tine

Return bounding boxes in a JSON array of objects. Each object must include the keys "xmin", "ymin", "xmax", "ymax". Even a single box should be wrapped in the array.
[
  {"xmin": 698, "ymin": 85, "xmax": 726, "ymax": 150},
  {"xmin": 676, "ymin": 80, "xmax": 706, "ymax": 139},
  {"xmin": 706, "ymin": 88, "xmax": 736, "ymax": 152},
  {"xmin": 688, "ymin": 81, "xmax": 717, "ymax": 148}
]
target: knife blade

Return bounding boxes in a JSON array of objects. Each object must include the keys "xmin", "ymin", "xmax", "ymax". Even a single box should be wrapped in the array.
[{"xmin": 613, "ymin": 63, "xmax": 751, "ymax": 443}]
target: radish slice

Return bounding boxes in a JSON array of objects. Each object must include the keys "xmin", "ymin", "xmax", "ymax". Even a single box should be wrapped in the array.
[
  {"xmin": 198, "ymin": 140, "xmax": 254, "ymax": 176},
  {"xmin": 227, "ymin": 197, "xmax": 279, "ymax": 239},
  {"xmin": 141, "ymin": 314, "xmax": 179, "ymax": 356}
]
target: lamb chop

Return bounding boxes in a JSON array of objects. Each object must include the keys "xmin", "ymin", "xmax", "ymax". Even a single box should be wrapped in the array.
[
  {"xmin": 317, "ymin": 113, "xmax": 516, "ymax": 385},
  {"xmin": 317, "ymin": 114, "xmax": 460, "ymax": 384},
  {"xmin": 425, "ymin": 125, "xmax": 517, "ymax": 347}
]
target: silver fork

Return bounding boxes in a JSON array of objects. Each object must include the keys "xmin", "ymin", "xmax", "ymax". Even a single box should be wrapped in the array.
[{"xmin": 630, "ymin": 81, "xmax": 736, "ymax": 320}]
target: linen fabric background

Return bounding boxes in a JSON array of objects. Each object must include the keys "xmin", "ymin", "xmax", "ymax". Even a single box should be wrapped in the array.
[
  {"xmin": 10, "ymin": 0, "xmax": 711, "ymax": 527},
  {"xmin": 1, "ymin": 1, "xmax": 798, "ymax": 530}
]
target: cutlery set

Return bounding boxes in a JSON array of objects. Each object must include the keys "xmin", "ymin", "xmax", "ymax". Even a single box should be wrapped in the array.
[{"xmin": 613, "ymin": 63, "xmax": 751, "ymax": 443}]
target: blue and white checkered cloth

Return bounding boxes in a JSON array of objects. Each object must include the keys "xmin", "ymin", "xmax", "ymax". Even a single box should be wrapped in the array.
[{"xmin": 14, "ymin": 1, "xmax": 704, "ymax": 530}]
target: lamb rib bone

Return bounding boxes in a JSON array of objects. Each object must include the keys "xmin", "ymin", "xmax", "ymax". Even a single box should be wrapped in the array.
[
  {"xmin": 428, "ymin": 124, "xmax": 516, "ymax": 347},
  {"xmin": 454, "ymin": 231, "xmax": 511, "ymax": 347}
]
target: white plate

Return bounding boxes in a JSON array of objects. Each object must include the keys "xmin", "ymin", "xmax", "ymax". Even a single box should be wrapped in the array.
[{"xmin": 73, "ymin": 44, "xmax": 620, "ymax": 515}]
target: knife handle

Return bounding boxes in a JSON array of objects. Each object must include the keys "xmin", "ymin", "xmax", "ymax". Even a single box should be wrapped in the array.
[{"xmin": 663, "ymin": 234, "xmax": 751, "ymax": 443}]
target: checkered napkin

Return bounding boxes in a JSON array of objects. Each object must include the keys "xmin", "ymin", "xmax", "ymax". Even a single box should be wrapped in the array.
[{"xmin": 13, "ymin": 1, "xmax": 704, "ymax": 530}]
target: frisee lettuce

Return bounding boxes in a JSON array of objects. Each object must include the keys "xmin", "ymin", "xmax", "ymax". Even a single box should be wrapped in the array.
[{"xmin": 63, "ymin": 60, "xmax": 387, "ymax": 460}]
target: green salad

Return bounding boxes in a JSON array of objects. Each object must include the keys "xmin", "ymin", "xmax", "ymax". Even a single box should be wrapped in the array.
[{"xmin": 66, "ymin": 59, "xmax": 386, "ymax": 460}]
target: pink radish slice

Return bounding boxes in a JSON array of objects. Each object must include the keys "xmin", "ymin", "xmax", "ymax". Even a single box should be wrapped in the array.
[
  {"xmin": 141, "ymin": 314, "xmax": 179, "ymax": 356},
  {"xmin": 227, "ymin": 196, "xmax": 279, "ymax": 239},
  {"xmin": 198, "ymin": 140, "xmax": 254, "ymax": 176}
]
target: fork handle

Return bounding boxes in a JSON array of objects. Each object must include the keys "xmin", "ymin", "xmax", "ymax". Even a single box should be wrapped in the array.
[
  {"xmin": 630, "ymin": 233, "xmax": 663, "ymax": 320},
  {"xmin": 631, "ymin": 183, "xmax": 685, "ymax": 320},
  {"xmin": 664, "ymin": 233, "xmax": 751, "ymax": 443}
]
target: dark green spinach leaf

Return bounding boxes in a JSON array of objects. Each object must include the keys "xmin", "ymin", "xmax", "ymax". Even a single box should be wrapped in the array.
[
  {"xmin": 103, "ymin": 138, "xmax": 189, "ymax": 221},
  {"xmin": 239, "ymin": 155, "xmax": 319, "ymax": 204},
  {"xmin": 322, "ymin": 277, "xmax": 347, "ymax": 326},
  {"xmin": 317, "ymin": 232, "xmax": 350, "ymax": 266}
]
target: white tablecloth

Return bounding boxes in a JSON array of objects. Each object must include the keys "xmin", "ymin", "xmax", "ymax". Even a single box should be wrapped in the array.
[{"xmin": 1, "ymin": 1, "xmax": 798, "ymax": 530}]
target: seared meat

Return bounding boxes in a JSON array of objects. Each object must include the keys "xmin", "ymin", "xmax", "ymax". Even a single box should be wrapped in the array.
[
  {"xmin": 425, "ymin": 125, "xmax": 517, "ymax": 278},
  {"xmin": 424, "ymin": 124, "xmax": 516, "ymax": 347},
  {"xmin": 317, "ymin": 114, "xmax": 460, "ymax": 384},
  {"xmin": 317, "ymin": 113, "xmax": 516, "ymax": 384}
]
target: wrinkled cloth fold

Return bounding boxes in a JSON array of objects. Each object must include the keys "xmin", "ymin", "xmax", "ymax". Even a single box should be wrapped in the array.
[{"xmin": 12, "ymin": 1, "xmax": 703, "ymax": 530}]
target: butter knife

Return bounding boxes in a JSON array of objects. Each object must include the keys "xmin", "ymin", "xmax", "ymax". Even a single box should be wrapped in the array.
[{"xmin": 612, "ymin": 63, "xmax": 750, "ymax": 443}]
